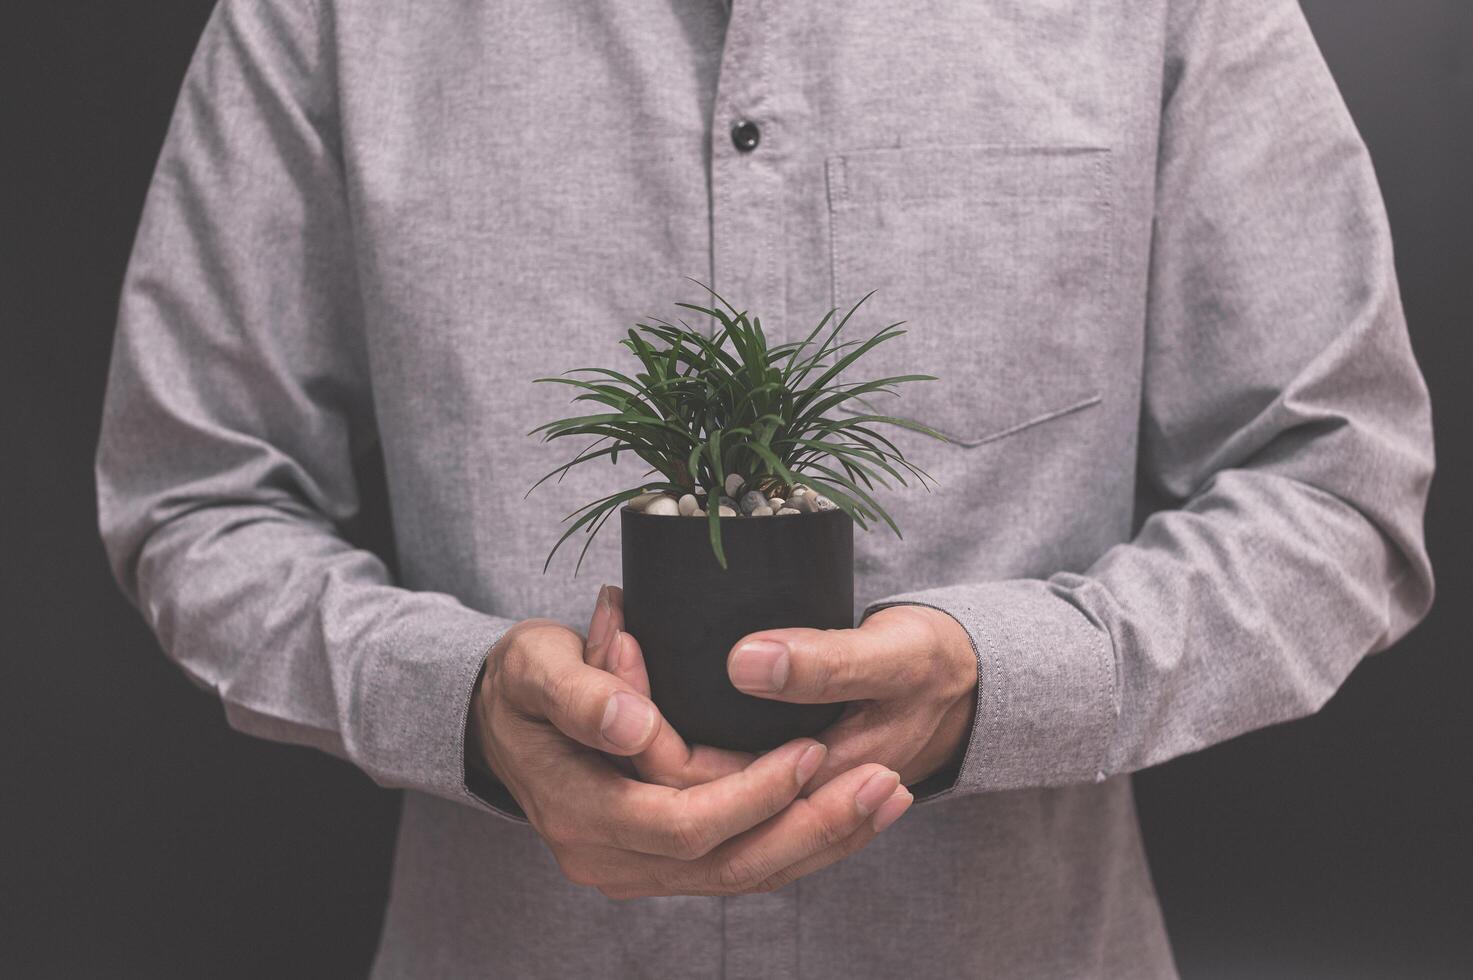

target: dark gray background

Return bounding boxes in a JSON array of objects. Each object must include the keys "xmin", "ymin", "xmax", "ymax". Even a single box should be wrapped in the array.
[{"xmin": 4, "ymin": 1, "xmax": 1469, "ymax": 976}]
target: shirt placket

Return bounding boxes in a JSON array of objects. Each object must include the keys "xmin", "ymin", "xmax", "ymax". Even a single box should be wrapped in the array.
[
  {"xmin": 710, "ymin": 0, "xmax": 789, "ymax": 341},
  {"xmin": 709, "ymin": 0, "xmax": 800, "ymax": 975}
]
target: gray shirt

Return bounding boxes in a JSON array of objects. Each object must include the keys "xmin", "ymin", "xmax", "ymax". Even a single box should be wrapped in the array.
[{"xmin": 96, "ymin": 0, "xmax": 1434, "ymax": 976}]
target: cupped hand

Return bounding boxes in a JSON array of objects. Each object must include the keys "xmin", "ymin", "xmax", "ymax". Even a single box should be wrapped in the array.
[
  {"xmin": 587, "ymin": 589, "xmax": 975, "ymax": 793},
  {"xmin": 724, "ymin": 605, "xmax": 978, "ymax": 790},
  {"xmin": 467, "ymin": 602, "xmax": 913, "ymax": 899}
]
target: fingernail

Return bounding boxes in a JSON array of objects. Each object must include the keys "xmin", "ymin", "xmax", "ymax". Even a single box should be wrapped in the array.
[
  {"xmin": 729, "ymin": 639, "xmax": 789, "ymax": 694},
  {"xmin": 606, "ymin": 630, "xmax": 625, "ymax": 674},
  {"xmin": 600, "ymin": 691, "xmax": 655, "ymax": 750},
  {"xmin": 854, "ymin": 770, "xmax": 901, "ymax": 816},
  {"xmin": 795, "ymin": 743, "xmax": 827, "ymax": 786},
  {"xmin": 871, "ymin": 789, "xmax": 913, "ymax": 833},
  {"xmin": 588, "ymin": 586, "xmax": 613, "ymax": 652}
]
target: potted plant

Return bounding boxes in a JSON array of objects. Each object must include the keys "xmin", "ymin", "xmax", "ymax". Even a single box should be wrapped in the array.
[{"xmin": 530, "ymin": 285, "xmax": 943, "ymax": 751}]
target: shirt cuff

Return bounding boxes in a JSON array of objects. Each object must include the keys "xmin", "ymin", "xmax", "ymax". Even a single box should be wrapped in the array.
[
  {"xmin": 863, "ymin": 579, "xmax": 1118, "ymax": 798},
  {"xmin": 461, "ymin": 660, "xmax": 530, "ymax": 823},
  {"xmin": 350, "ymin": 599, "xmax": 526, "ymax": 823}
]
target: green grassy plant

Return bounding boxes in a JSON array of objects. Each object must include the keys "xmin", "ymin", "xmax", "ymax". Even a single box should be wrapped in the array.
[{"xmin": 530, "ymin": 283, "xmax": 945, "ymax": 570}]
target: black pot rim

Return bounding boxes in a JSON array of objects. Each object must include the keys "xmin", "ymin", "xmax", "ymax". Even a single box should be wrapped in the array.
[{"xmin": 622, "ymin": 507, "xmax": 852, "ymax": 532}]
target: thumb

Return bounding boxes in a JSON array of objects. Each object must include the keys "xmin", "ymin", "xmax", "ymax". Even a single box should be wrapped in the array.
[{"xmin": 608, "ymin": 630, "xmax": 755, "ymax": 788}]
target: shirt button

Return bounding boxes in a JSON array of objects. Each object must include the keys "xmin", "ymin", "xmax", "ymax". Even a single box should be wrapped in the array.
[{"xmin": 730, "ymin": 119, "xmax": 761, "ymax": 153}]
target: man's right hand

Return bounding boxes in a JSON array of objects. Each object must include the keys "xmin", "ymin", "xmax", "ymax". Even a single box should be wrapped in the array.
[{"xmin": 467, "ymin": 608, "xmax": 912, "ymax": 899}]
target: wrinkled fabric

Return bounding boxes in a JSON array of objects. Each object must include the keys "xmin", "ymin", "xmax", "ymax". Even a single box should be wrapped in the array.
[{"xmin": 96, "ymin": 0, "xmax": 1433, "ymax": 977}]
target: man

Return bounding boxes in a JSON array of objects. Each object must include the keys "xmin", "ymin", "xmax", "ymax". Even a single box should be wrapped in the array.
[{"xmin": 97, "ymin": 0, "xmax": 1433, "ymax": 976}]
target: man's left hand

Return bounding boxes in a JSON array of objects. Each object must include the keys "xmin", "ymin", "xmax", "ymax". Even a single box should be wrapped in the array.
[{"xmin": 724, "ymin": 606, "xmax": 978, "ymax": 789}]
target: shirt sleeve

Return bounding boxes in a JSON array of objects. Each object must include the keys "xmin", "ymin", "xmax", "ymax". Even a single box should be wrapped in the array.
[
  {"xmin": 95, "ymin": 0, "xmax": 520, "ymax": 818},
  {"xmin": 868, "ymin": 0, "xmax": 1435, "ymax": 798}
]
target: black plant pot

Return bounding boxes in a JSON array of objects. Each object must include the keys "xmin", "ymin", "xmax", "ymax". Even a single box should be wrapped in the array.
[{"xmin": 621, "ymin": 508, "xmax": 853, "ymax": 752}]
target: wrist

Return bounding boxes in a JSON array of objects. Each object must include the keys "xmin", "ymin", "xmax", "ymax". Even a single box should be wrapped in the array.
[
  {"xmin": 890, "ymin": 603, "xmax": 979, "ymax": 788},
  {"xmin": 466, "ymin": 643, "xmax": 515, "ymax": 788},
  {"xmin": 464, "ymin": 661, "xmax": 494, "ymax": 775},
  {"xmin": 907, "ymin": 604, "xmax": 979, "ymax": 704}
]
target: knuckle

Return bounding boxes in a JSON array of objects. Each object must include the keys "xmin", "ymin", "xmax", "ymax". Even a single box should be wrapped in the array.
[
  {"xmin": 715, "ymin": 854, "xmax": 764, "ymax": 893},
  {"xmin": 823, "ymin": 823, "xmax": 877, "ymax": 869},
  {"xmin": 796, "ymin": 800, "xmax": 846, "ymax": 852},
  {"xmin": 541, "ymin": 663, "xmax": 581, "ymax": 715},
  {"xmin": 641, "ymin": 862, "xmax": 681, "ymax": 896},
  {"xmin": 502, "ymin": 620, "xmax": 570, "ymax": 673},
  {"xmin": 667, "ymin": 811, "xmax": 714, "ymax": 861},
  {"xmin": 750, "ymin": 872, "xmax": 788, "ymax": 894},
  {"xmin": 517, "ymin": 618, "xmax": 568, "ymax": 643},
  {"xmin": 496, "ymin": 636, "xmax": 534, "ymax": 687},
  {"xmin": 809, "ymin": 817, "xmax": 846, "ymax": 853},
  {"xmin": 817, "ymin": 638, "xmax": 859, "ymax": 693},
  {"xmin": 811, "ymin": 642, "xmax": 842, "ymax": 690}
]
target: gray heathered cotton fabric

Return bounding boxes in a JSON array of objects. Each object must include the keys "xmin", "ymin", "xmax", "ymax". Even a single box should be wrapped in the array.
[{"xmin": 96, "ymin": 1, "xmax": 1434, "ymax": 977}]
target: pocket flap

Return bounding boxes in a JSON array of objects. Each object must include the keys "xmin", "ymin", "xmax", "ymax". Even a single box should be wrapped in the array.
[
  {"xmin": 826, "ymin": 143, "xmax": 1114, "ymax": 448},
  {"xmin": 829, "ymin": 144, "xmax": 1110, "ymax": 207}
]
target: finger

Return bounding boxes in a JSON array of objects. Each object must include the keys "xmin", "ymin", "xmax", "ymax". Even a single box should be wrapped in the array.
[
  {"xmin": 562, "ymin": 784, "xmax": 914, "ymax": 898},
  {"xmin": 603, "ymin": 609, "xmax": 650, "ymax": 697},
  {"xmin": 608, "ymin": 629, "xmax": 755, "ymax": 788},
  {"xmin": 594, "ymin": 598, "xmax": 754, "ymax": 785},
  {"xmin": 797, "ymin": 702, "xmax": 914, "ymax": 792},
  {"xmin": 584, "ymin": 585, "xmax": 617, "ymax": 670},
  {"xmin": 504, "ymin": 715, "xmax": 655, "ymax": 831},
  {"xmin": 727, "ymin": 617, "xmax": 923, "ymax": 703},
  {"xmin": 697, "ymin": 764, "xmax": 900, "ymax": 890},
  {"xmin": 586, "ymin": 737, "xmax": 827, "ymax": 859},
  {"xmin": 594, "ymin": 591, "xmax": 807, "ymax": 788},
  {"xmin": 505, "ymin": 627, "xmax": 662, "ymax": 756},
  {"xmin": 749, "ymin": 787, "xmax": 914, "ymax": 893},
  {"xmin": 601, "ymin": 586, "xmax": 637, "ymax": 677},
  {"xmin": 605, "ymin": 763, "xmax": 904, "ymax": 898},
  {"xmin": 801, "ymin": 686, "xmax": 975, "ymax": 790}
]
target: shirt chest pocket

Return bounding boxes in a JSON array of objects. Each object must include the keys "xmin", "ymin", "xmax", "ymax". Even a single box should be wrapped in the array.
[{"xmin": 826, "ymin": 144, "xmax": 1113, "ymax": 447}]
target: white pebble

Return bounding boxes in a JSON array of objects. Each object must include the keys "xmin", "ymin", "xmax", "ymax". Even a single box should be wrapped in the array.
[
  {"xmin": 776, "ymin": 507, "xmax": 801, "ymax": 515},
  {"xmin": 767, "ymin": 497, "xmax": 785, "ymax": 510},
  {"xmin": 717, "ymin": 504, "xmax": 737, "ymax": 517},
  {"xmin": 786, "ymin": 494, "xmax": 817, "ymax": 513},
  {"xmin": 677, "ymin": 493, "xmax": 699, "ymax": 516},
  {"xmin": 813, "ymin": 494, "xmax": 838, "ymax": 511},
  {"xmin": 627, "ymin": 491, "xmax": 665, "ymax": 512},
  {"xmin": 644, "ymin": 495, "xmax": 680, "ymax": 516},
  {"xmin": 724, "ymin": 473, "xmax": 745, "ymax": 497},
  {"xmin": 751, "ymin": 505, "xmax": 774, "ymax": 517}
]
